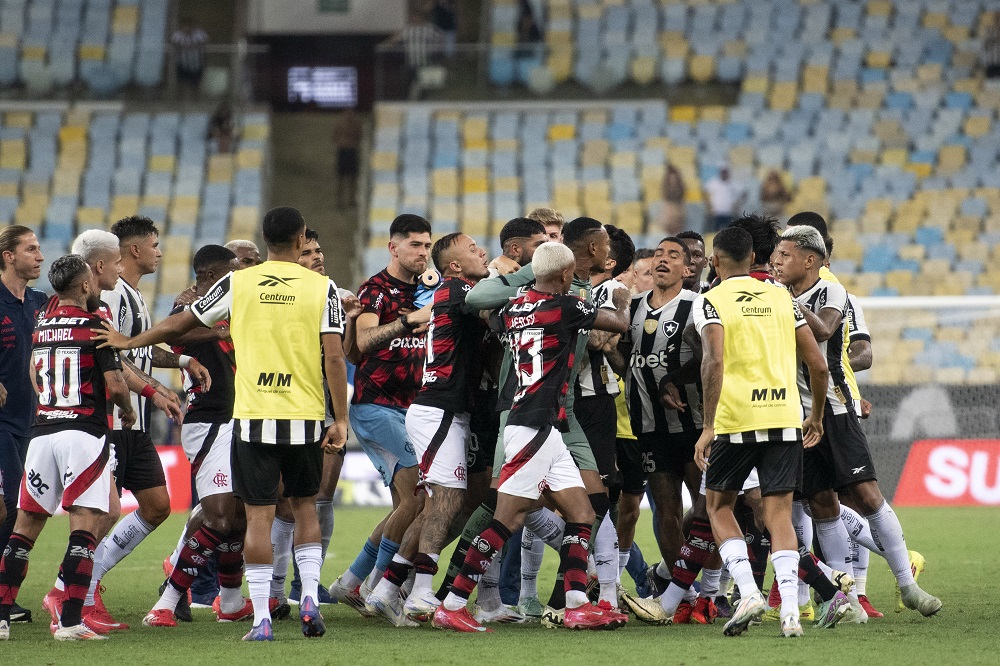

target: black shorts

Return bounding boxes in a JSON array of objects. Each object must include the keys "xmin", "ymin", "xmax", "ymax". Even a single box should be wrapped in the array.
[
  {"xmin": 337, "ymin": 148, "xmax": 360, "ymax": 177},
  {"xmin": 111, "ymin": 429, "xmax": 166, "ymax": 494},
  {"xmin": 705, "ymin": 430, "xmax": 803, "ymax": 497},
  {"xmin": 232, "ymin": 439, "xmax": 323, "ymax": 506},
  {"xmin": 801, "ymin": 410, "xmax": 878, "ymax": 497},
  {"xmin": 467, "ymin": 387, "xmax": 499, "ymax": 475},
  {"xmin": 574, "ymin": 394, "xmax": 618, "ymax": 486},
  {"xmin": 615, "ymin": 437, "xmax": 648, "ymax": 495},
  {"xmin": 636, "ymin": 429, "xmax": 700, "ymax": 479}
]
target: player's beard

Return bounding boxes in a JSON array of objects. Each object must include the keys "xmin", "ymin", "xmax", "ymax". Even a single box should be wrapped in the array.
[{"xmin": 86, "ymin": 291, "xmax": 101, "ymax": 312}]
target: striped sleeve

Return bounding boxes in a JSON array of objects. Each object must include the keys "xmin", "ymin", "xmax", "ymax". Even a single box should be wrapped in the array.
[{"xmin": 321, "ymin": 279, "xmax": 345, "ymax": 335}]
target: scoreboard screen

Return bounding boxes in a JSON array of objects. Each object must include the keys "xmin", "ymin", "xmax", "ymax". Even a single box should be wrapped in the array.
[{"xmin": 287, "ymin": 66, "xmax": 358, "ymax": 107}]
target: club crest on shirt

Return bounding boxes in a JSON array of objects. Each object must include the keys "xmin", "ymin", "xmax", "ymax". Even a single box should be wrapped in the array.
[
  {"xmin": 644, "ymin": 319, "xmax": 658, "ymax": 335},
  {"xmin": 663, "ymin": 320, "xmax": 679, "ymax": 337}
]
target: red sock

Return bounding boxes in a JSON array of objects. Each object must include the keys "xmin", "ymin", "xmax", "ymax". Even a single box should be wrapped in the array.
[
  {"xmin": 168, "ymin": 526, "xmax": 225, "ymax": 593},
  {"xmin": 61, "ymin": 531, "xmax": 96, "ymax": 626},
  {"xmin": 0, "ymin": 533, "xmax": 34, "ymax": 619},
  {"xmin": 414, "ymin": 553, "xmax": 438, "ymax": 577},
  {"xmin": 217, "ymin": 534, "xmax": 245, "ymax": 590},
  {"xmin": 671, "ymin": 517, "xmax": 716, "ymax": 590},
  {"xmin": 450, "ymin": 520, "xmax": 511, "ymax": 601},
  {"xmin": 560, "ymin": 523, "xmax": 592, "ymax": 598}
]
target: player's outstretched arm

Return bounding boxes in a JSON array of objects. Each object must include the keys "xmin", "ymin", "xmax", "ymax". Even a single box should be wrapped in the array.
[
  {"xmin": 592, "ymin": 287, "xmax": 630, "ymax": 334},
  {"xmin": 322, "ymin": 332, "xmax": 350, "ymax": 453},
  {"xmin": 354, "ymin": 304, "xmax": 431, "ymax": 355},
  {"xmin": 104, "ymin": 369, "xmax": 136, "ymax": 430},
  {"xmin": 94, "ymin": 309, "xmax": 204, "ymax": 351},
  {"xmin": 694, "ymin": 322, "xmax": 724, "ymax": 471},
  {"xmin": 795, "ymin": 323, "xmax": 829, "ymax": 447},
  {"xmin": 801, "ymin": 306, "xmax": 843, "ymax": 343},
  {"xmin": 466, "ymin": 263, "xmax": 535, "ymax": 310}
]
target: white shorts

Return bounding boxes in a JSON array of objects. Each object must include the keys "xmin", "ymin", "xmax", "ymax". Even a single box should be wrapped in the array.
[
  {"xmin": 20, "ymin": 431, "xmax": 111, "ymax": 515},
  {"xmin": 406, "ymin": 404, "xmax": 470, "ymax": 492},
  {"xmin": 700, "ymin": 466, "xmax": 761, "ymax": 496},
  {"xmin": 182, "ymin": 421, "xmax": 234, "ymax": 499},
  {"xmin": 498, "ymin": 425, "xmax": 584, "ymax": 500}
]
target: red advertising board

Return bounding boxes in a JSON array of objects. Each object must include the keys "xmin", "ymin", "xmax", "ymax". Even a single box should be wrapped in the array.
[
  {"xmin": 120, "ymin": 445, "xmax": 191, "ymax": 514},
  {"xmin": 894, "ymin": 439, "xmax": 1000, "ymax": 507}
]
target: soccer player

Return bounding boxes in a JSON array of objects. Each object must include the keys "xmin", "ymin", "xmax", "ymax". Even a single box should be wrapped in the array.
[
  {"xmin": 676, "ymin": 231, "xmax": 710, "ymax": 292},
  {"xmin": 143, "ymin": 245, "xmax": 253, "ymax": 627},
  {"xmin": 400, "ymin": 233, "xmax": 490, "ymax": 620},
  {"xmin": 84, "ymin": 216, "xmax": 210, "ymax": 632},
  {"xmin": 630, "ymin": 248, "xmax": 655, "ymax": 294},
  {"xmin": 225, "ymin": 239, "xmax": 262, "ymax": 269},
  {"xmin": 432, "ymin": 242, "xmax": 630, "ymax": 633},
  {"xmin": 770, "ymin": 225, "xmax": 941, "ymax": 618},
  {"xmin": 0, "ymin": 255, "xmax": 135, "ymax": 641},
  {"xmin": 0, "ymin": 226, "xmax": 47, "ymax": 625},
  {"xmin": 328, "ymin": 215, "xmax": 432, "ymax": 625},
  {"xmin": 691, "ymin": 226, "xmax": 831, "ymax": 637},
  {"xmin": 528, "ymin": 207, "xmax": 564, "ymax": 242},
  {"xmin": 95, "ymin": 206, "xmax": 350, "ymax": 641}
]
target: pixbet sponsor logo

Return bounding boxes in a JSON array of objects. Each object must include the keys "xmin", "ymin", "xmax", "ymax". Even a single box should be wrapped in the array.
[{"xmin": 895, "ymin": 439, "xmax": 1000, "ymax": 506}]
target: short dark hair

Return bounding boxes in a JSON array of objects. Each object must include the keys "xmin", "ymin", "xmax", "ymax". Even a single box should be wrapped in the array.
[
  {"xmin": 658, "ymin": 236, "xmax": 692, "ymax": 264},
  {"xmin": 825, "ymin": 235, "xmax": 834, "ymax": 257},
  {"xmin": 605, "ymin": 225, "xmax": 635, "ymax": 278},
  {"xmin": 49, "ymin": 254, "xmax": 91, "ymax": 294},
  {"xmin": 431, "ymin": 232, "xmax": 463, "ymax": 273},
  {"xmin": 786, "ymin": 211, "xmax": 829, "ymax": 240},
  {"xmin": 562, "ymin": 217, "xmax": 604, "ymax": 250},
  {"xmin": 499, "ymin": 217, "xmax": 546, "ymax": 248},
  {"xmin": 305, "ymin": 228, "xmax": 320, "ymax": 242},
  {"xmin": 634, "ymin": 248, "xmax": 655, "ymax": 261},
  {"xmin": 729, "ymin": 213, "xmax": 780, "ymax": 267},
  {"xmin": 111, "ymin": 215, "xmax": 159, "ymax": 242},
  {"xmin": 262, "ymin": 206, "xmax": 305, "ymax": 249},
  {"xmin": 676, "ymin": 230, "xmax": 704, "ymax": 245},
  {"xmin": 390, "ymin": 214, "xmax": 431, "ymax": 239},
  {"xmin": 192, "ymin": 244, "xmax": 237, "ymax": 273},
  {"xmin": 712, "ymin": 227, "xmax": 753, "ymax": 263}
]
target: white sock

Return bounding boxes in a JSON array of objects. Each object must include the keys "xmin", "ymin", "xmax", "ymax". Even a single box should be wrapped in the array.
[
  {"xmin": 772, "ymin": 550, "xmax": 799, "ymax": 619},
  {"xmin": 443, "ymin": 591, "xmax": 467, "ymax": 611},
  {"xmin": 317, "ymin": 500, "xmax": 335, "ymax": 560},
  {"xmin": 220, "ymin": 585, "xmax": 244, "ymax": 614},
  {"xmin": 87, "ymin": 512, "xmax": 155, "ymax": 606},
  {"xmin": 269, "ymin": 518, "xmax": 295, "ymax": 599},
  {"xmin": 718, "ymin": 538, "xmax": 757, "ymax": 600},
  {"xmin": 340, "ymin": 570, "xmax": 363, "ymax": 589},
  {"xmin": 411, "ymin": 553, "xmax": 439, "ymax": 597},
  {"xmin": 814, "ymin": 557, "xmax": 833, "ymax": 578},
  {"xmin": 719, "ymin": 568, "xmax": 731, "ymax": 597},
  {"xmin": 170, "ymin": 527, "xmax": 186, "ymax": 568},
  {"xmin": 565, "ymin": 589, "xmax": 589, "ymax": 609},
  {"xmin": 792, "ymin": 500, "xmax": 812, "ymax": 547},
  {"xmin": 700, "ymin": 568, "xmax": 721, "ymax": 598},
  {"xmin": 595, "ymin": 513, "xmax": 619, "ymax": 604},
  {"xmin": 372, "ymin": 554, "xmax": 409, "ymax": 602},
  {"xmin": 365, "ymin": 568, "xmax": 385, "ymax": 590},
  {"xmin": 815, "ymin": 517, "xmax": 855, "ymax": 576},
  {"xmin": 854, "ymin": 546, "xmax": 870, "ymax": 596},
  {"xmin": 401, "ymin": 566, "xmax": 416, "ymax": 597},
  {"xmin": 656, "ymin": 559, "xmax": 672, "ymax": 581},
  {"xmin": 659, "ymin": 579, "xmax": 686, "ymax": 614},
  {"xmin": 840, "ymin": 504, "xmax": 878, "ymax": 551},
  {"xmin": 153, "ymin": 582, "xmax": 183, "ymax": 612},
  {"xmin": 477, "ymin": 553, "xmax": 503, "ymax": 610},
  {"xmin": 247, "ymin": 563, "xmax": 273, "ymax": 625},
  {"xmin": 54, "ymin": 577, "xmax": 65, "ymax": 592},
  {"xmin": 865, "ymin": 500, "xmax": 916, "ymax": 587},
  {"xmin": 294, "ymin": 543, "xmax": 323, "ymax": 603},
  {"xmin": 523, "ymin": 508, "xmax": 565, "ymax": 550},
  {"xmin": 618, "ymin": 549, "xmax": 631, "ymax": 581},
  {"xmin": 520, "ymin": 530, "xmax": 545, "ymax": 601}
]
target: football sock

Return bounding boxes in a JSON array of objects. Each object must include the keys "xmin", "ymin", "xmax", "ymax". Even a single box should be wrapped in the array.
[
  {"xmin": 840, "ymin": 504, "xmax": 878, "ymax": 551},
  {"xmin": 791, "ymin": 500, "xmax": 813, "ymax": 605},
  {"xmin": 594, "ymin": 512, "xmax": 619, "ymax": 605},
  {"xmin": 547, "ymin": 572, "xmax": 566, "ymax": 610},
  {"xmin": 718, "ymin": 537, "xmax": 758, "ymax": 601},
  {"xmin": 477, "ymin": 548, "xmax": 503, "ymax": 611},
  {"xmin": 317, "ymin": 499, "xmax": 335, "ymax": 561},
  {"xmin": 771, "ymin": 550, "xmax": 800, "ymax": 619},
  {"xmin": 798, "ymin": 549, "xmax": 838, "ymax": 603},
  {"xmin": 345, "ymin": 539, "xmax": 379, "ymax": 589},
  {"xmin": 218, "ymin": 533, "xmax": 246, "ymax": 606},
  {"xmin": 269, "ymin": 517, "xmax": 295, "ymax": 600},
  {"xmin": 718, "ymin": 567, "xmax": 732, "ymax": 598},
  {"xmin": 411, "ymin": 553, "xmax": 439, "ymax": 597},
  {"xmin": 865, "ymin": 500, "xmax": 916, "ymax": 587},
  {"xmin": 87, "ymin": 510, "xmax": 154, "ymax": 606},
  {"xmin": 655, "ymin": 559, "xmax": 672, "ymax": 581},
  {"xmin": 560, "ymin": 523, "xmax": 593, "ymax": 609},
  {"xmin": 368, "ymin": 536, "xmax": 401, "ymax": 588},
  {"xmin": 246, "ymin": 563, "xmax": 272, "ymax": 625},
  {"xmin": 171, "ymin": 504, "xmax": 203, "ymax": 568},
  {"xmin": 444, "ymin": 520, "xmax": 510, "ymax": 611},
  {"xmin": 294, "ymin": 543, "xmax": 323, "ymax": 603},
  {"xmin": 523, "ymin": 507, "xmax": 565, "ymax": 550},
  {"xmin": 618, "ymin": 549, "xmax": 631, "ymax": 582},
  {"xmin": 519, "ymin": 529, "xmax": 545, "ymax": 601},
  {"xmin": 374, "ymin": 553, "xmax": 412, "ymax": 602},
  {"xmin": 0, "ymin": 533, "xmax": 34, "ymax": 622},
  {"xmin": 815, "ymin": 516, "xmax": 855, "ymax": 576},
  {"xmin": 854, "ymin": 546, "xmax": 870, "ymax": 596},
  {"xmin": 437, "ymin": 501, "xmax": 496, "ymax": 600},
  {"xmin": 745, "ymin": 521, "xmax": 770, "ymax": 592},
  {"xmin": 700, "ymin": 568, "xmax": 722, "ymax": 598},
  {"xmin": 61, "ymin": 531, "xmax": 96, "ymax": 627},
  {"xmin": 155, "ymin": 525, "xmax": 225, "ymax": 612}
]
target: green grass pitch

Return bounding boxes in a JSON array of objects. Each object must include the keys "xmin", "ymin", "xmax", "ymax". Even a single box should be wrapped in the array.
[{"xmin": 4, "ymin": 506, "xmax": 995, "ymax": 665}]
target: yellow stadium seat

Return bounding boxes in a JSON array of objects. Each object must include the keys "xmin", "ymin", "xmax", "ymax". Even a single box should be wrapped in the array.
[
  {"xmin": 922, "ymin": 11, "xmax": 947, "ymax": 29},
  {"xmin": 0, "ymin": 181, "xmax": 16, "ymax": 197},
  {"xmin": 371, "ymin": 152, "xmax": 398, "ymax": 171},
  {"xmin": 243, "ymin": 124, "xmax": 269, "ymax": 141},
  {"xmin": 689, "ymin": 55, "xmax": 715, "ymax": 83},
  {"xmin": 207, "ymin": 155, "xmax": 234, "ymax": 182},
  {"xmin": 884, "ymin": 270, "xmax": 913, "ymax": 292},
  {"xmin": 881, "ymin": 148, "xmax": 907, "ymax": 167},
  {"xmin": 494, "ymin": 176, "xmax": 520, "ymax": 193},
  {"xmin": 904, "ymin": 163, "xmax": 932, "ymax": 179},
  {"xmin": 722, "ymin": 39, "xmax": 747, "ymax": 58},
  {"xmin": 4, "ymin": 112, "xmax": 31, "ymax": 128},
  {"xmin": 669, "ymin": 106, "xmax": 697, "ymax": 123},
  {"xmin": 916, "ymin": 63, "xmax": 942, "ymax": 83},
  {"xmin": 492, "ymin": 32, "xmax": 515, "ymax": 47},
  {"xmin": 76, "ymin": 207, "xmax": 105, "ymax": 228},
  {"xmin": 769, "ymin": 82, "xmax": 797, "ymax": 111},
  {"xmin": 236, "ymin": 149, "xmax": 263, "ymax": 170},
  {"xmin": 661, "ymin": 32, "xmax": 689, "ymax": 59},
  {"xmin": 148, "ymin": 155, "xmax": 175, "ymax": 172},
  {"xmin": 866, "ymin": 51, "xmax": 891, "ymax": 68},
  {"xmin": 867, "ymin": 0, "xmax": 892, "ymax": 16},
  {"xmin": 802, "ymin": 65, "xmax": 828, "ymax": 93},
  {"xmin": 548, "ymin": 124, "xmax": 575, "ymax": 141},
  {"xmin": 493, "ymin": 138, "xmax": 519, "ymax": 152},
  {"xmin": 829, "ymin": 27, "xmax": 856, "ymax": 44},
  {"xmin": 0, "ymin": 33, "xmax": 17, "ymax": 48},
  {"xmin": 699, "ymin": 106, "xmax": 728, "ymax": 122},
  {"xmin": 21, "ymin": 45, "xmax": 45, "ymax": 60},
  {"xmin": 631, "ymin": 56, "xmax": 657, "ymax": 85},
  {"xmin": 855, "ymin": 89, "xmax": 884, "ymax": 109},
  {"xmin": 742, "ymin": 75, "xmax": 769, "ymax": 94},
  {"xmin": 964, "ymin": 115, "xmax": 991, "ymax": 138}
]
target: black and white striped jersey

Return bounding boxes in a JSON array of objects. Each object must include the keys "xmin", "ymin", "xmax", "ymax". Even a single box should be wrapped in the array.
[
  {"xmin": 792, "ymin": 278, "xmax": 853, "ymax": 416},
  {"xmin": 576, "ymin": 277, "xmax": 626, "ymax": 398},
  {"xmin": 102, "ymin": 277, "xmax": 152, "ymax": 431},
  {"xmin": 626, "ymin": 288, "xmax": 703, "ymax": 434}
]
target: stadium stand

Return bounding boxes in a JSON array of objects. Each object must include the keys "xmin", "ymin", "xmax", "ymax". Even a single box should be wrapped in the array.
[{"xmin": 0, "ymin": 0, "xmax": 167, "ymax": 93}]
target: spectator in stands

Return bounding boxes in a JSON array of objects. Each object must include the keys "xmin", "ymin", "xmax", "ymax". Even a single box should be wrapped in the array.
[
  {"xmin": 703, "ymin": 164, "xmax": 746, "ymax": 231},
  {"xmin": 760, "ymin": 169, "xmax": 792, "ymax": 219},
  {"xmin": 659, "ymin": 163, "xmax": 686, "ymax": 235},
  {"xmin": 171, "ymin": 17, "xmax": 209, "ymax": 100},
  {"xmin": 385, "ymin": 10, "xmax": 442, "ymax": 98},
  {"xmin": 516, "ymin": 1, "xmax": 543, "ymax": 60},
  {"xmin": 527, "ymin": 207, "xmax": 564, "ymax": 241},
  {"xmin": 208, "ymin": 102, "xmax": 234, "ymax": 154},
  {"xmin": 333, "ymin": 108, "xmax": 363, "ymax": 208},
  {"xmin": 431, "ymin": 0, "xmax": 459, "ymax": 59},
  {"xmin": 984, "ymin": 12, "xmax": 1000, "ymax": 78}
]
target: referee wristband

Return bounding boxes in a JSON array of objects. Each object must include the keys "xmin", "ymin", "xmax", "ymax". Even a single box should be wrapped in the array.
[
  {"xmin": 178, "ymin": 355, "xmax": 193, "ymax": 369},
  {"xmin": 140, "ymin": 384, "xmax": 157, "ymax": 399}
]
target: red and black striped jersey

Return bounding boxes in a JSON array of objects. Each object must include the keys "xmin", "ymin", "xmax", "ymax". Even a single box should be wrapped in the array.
[
  {"xmin": 170, "ymin": 304, "xmax": 236, "ymax": 424},
  {"xmin": 31, "ymin": 303, "xmax": 122, "ymax": 438},
  {"xmin": 352, "ymin": 269, "xmax": 427, "ymax": 408},
  {"xmin": 412, "ymin": 277, "xmax": 485, "ymax": 414},
  {"xmin": 493, "ymin": 289, "xmax": 597, "ymax": 432}
]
